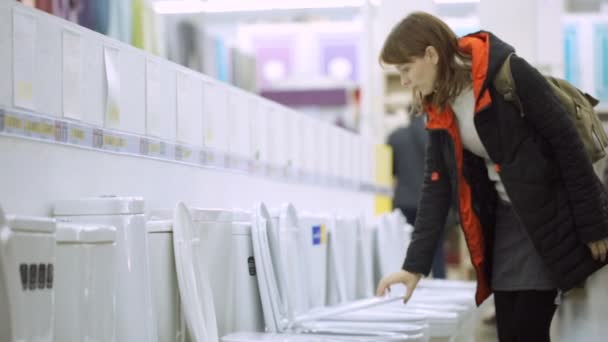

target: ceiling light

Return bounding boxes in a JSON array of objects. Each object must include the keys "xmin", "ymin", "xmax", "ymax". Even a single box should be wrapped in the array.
[
  {"xmin": 434, "ymin": 0, "xmax": 480, "ymax": 4},
  {"xmin": 153, "ymin": 0, "xmax": 366, "ymax": 14}
]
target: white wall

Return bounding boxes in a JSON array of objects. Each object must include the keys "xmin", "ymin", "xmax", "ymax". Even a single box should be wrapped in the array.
[
  {"xmin": 0, "ymin": 0, "xmax": 11, "ymax": 108},
  {"xmin": 0, "ymin": 136, "xmax": 374, "ymax": 219},
  {"xmin": 479, "ymin": 0, "xmax": 539, "ymax": 65},
  {"xmin": 537, "ymin": 0, "xmax": 566, "ymax": 77},
  {"xmin": 0, "ymin": 2, "xmax": 378, "ymax": 221}
]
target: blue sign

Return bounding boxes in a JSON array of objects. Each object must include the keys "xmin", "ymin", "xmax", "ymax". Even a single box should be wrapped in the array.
[
  {"xmin": 594, "ymin": 23, "xmax": 608, "ymax": 101},
  {"xmin": 564, "ymin": 23, "xmax": 580, "ymax": 87},
  {"xmin": 312, "ymin": 225, "xmax": 321, "ymax": 245},
  {"xmin": 216, "ymin": 38, "xmax": 230, "ymax": 83}
]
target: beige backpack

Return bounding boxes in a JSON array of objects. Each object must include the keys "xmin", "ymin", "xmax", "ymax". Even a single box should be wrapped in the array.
[{"xmin": 493, "ymin": 53, "xmax": 608, "ymax": 163}]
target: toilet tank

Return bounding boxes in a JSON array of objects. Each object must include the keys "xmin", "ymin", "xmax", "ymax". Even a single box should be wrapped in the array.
[
  {"xmin": 54, "ymin": 196, "xmax": 157, "ymax": 342},
  {"xmin": 0, "ymin": 212, "xmax": 56, "ymax": 342}
]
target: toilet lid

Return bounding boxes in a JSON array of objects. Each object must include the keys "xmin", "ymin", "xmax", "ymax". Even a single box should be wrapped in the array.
[
  {"xmin": 222, "ymin": 331, "xmax": 411, "ymax": 341},
  {"xmin": 54, "ymin": 196, "xmax": 144, "ymax": 216},
  {"xmin": 56, "ymin": 222, "xmax": 82, "ymax": 242},
  {"xmin": 190, "ymin": 208, "xmax": 231, "ymax": 222},
  {"xmin": 7, "ymin": 216, "xmax": 56, "ymax": 233},
  {"xmin": 146, "ymin": 220, "xmax": 173, "ymax": 233},
  {"xmin": 80, "ymin": 225, "xmax": 116, "ymax": 243},
  {"xmin": 253, "ymin": 203, "xmax": 421, "ymax": 339},
  {"xmin": 173, "ymin": 202, "xmax": 222, "ymax": 342},
  {"xmin": 250, "ymin": 202, "xmax": 284, "ymax": 332},
  {"xmin": 173, "ymin": 202, "xmax": 210, "ymax": 342}
]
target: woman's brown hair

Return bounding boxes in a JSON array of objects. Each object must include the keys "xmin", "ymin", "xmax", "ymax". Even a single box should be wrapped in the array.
[{"xmin": 380, "ymin": 12, "xmax": 472, "ymax": 114}]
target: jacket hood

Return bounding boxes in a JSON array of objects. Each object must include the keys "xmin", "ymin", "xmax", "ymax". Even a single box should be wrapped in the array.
[
  {"xmin": 460, "ymin": 31, "xmax": 516, "ymax": 102},
  {"xmin": 427, "ymin": 31, "xmax": 515, "ymax": 129}
]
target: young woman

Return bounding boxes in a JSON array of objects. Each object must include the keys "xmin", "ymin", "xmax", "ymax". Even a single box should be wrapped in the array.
[{"xmin": 375, "ymin": 12, "xmax": 608, "ymax": 342}]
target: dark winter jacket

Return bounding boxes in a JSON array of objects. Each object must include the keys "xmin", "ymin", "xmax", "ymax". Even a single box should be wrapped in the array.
[
  {"xmin": 401, "ymin": 31, "xmax": 608, "ymax": 306},
  {"xmin": 388, "ymin": 117, "xmax": 428, "ymax": 209}
]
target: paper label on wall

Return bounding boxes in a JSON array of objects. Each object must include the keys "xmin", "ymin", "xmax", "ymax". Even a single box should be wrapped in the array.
[
  {"xmin": 212, "ymin": 86, "xmax": 229, "ymax": 153},
  {"xmin": 12, "ymin": 10, "xmax": 36, "ymax": 110},
  {"xmin": 146, "ymin": 59, "xmax": 161, "ymax": 137},
  {"xmin": 202, "ymin": 82, "xmax": 217, "ymax": 147},
  {"xmin": 103, "ymin": 47, "xmax": 121, "ymax": 127},
  {"xmin": 230, "ymin": 92, "xmax": 251, "ymax": 159},
  {"xmin": 176, "ymin": 72, "xmax": 192, "ymax": 144},
  {"xmin": 62, "ymin": 30, "xmax": 82, "ymax": 120}
]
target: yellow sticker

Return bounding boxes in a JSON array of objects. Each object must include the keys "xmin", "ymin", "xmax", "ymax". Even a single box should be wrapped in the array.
[
  {"xmin": 24, "ymin": 120, "xmax": 38, "ymax": 133},
  {"xmin": 320, "ymin": 224, "xmax": 327, "ymax": 244},
  {"xmin": 39, "ymin": 123, "xmax": 54, "ymax": 136},
  {"xmin": 6, "ymin": 116, "xmax": 23, "ymax": 129},
  {"xmin": 103, "ymin": 135, "xmax": 124, "ymax": 147},
  {"xmin": 374, "ymin": 144, "xmax": 393, "ymax": 187},
  {"xmin": 107, "ymin": 104, "xmax": 120, "ymax": 124},
  {"xmin": 149, "ymin": 143, "xmax": 160, "ymax": 154},
  {"xmin": 71, "ymin": 128, "xmax": 85, "ymax": 140},
  {"xmin": 374, "ymin": 195, "xmax": 392, "ymax": 215}
]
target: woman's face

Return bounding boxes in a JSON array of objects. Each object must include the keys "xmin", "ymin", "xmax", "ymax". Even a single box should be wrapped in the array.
[{"xmin": 395, "ymin": 46, "xmax": 439, "ymax": 97}]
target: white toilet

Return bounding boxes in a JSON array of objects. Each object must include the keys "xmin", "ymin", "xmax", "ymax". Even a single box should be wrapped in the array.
[
  {"xmin": 326, "ymin": 216, "xmax": 359, "ymax": 304},
  {"xmin": 55, "ymin": 222, "xmax": 118, "ymax": 342},
  {"xmin": 297, "ymin": 214, "xmax": 329, "ymax": 309},
  {"xmin": 81, "ymin": 224, "xmax": 118, "ymax": 342},
  {"xmin": 294, "ymin": 208, "xmax": 474, "ymax": 341},
  {"xmin": 54, "ymin": 223, "xmax": 84, "ymax": 342},
  {"xmin": 146, "ymin": 219, "xmax": 186, "ymax": 342},
  {"xmin": 54, "ymin": 196, "xmax": 158, "ymax": 342},
  {"xmin": 171, "ymin": 203, "xmax": 415, "ymax": 342},
  {"xmin": 0, "ymin": 207, "xmax": 56, "ymax": 342},
  {"xmin": 375, "ymin": 211, "xmax": 411, "ymax": 281},
  {"xmin": 190, "ymin": 208, "xmax": 265, "ymax": 337},
  {"xmin": 233, "ymin": 203, "xmax": 427, "ymax": 341},
  {"xmin": 272, "ymin": 205, "xmax": 429, "ymax": 338},
  {"xmin": 356, "ymin": 211, "xmax": 478, "ymax": 341},
  {"xmin": 355, "ymin": 218, "xmax": 376, "ymax": 299}
]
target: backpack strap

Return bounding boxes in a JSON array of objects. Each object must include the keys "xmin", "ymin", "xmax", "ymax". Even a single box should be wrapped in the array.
[{"xmin": 493, "ymin": 53, "xmax": 524, "ymax": 115}]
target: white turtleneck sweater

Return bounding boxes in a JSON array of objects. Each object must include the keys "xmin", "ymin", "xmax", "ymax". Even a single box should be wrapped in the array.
[{"xmin": 451, "ymin": 86, "xmax": 510, "ymax": 202}]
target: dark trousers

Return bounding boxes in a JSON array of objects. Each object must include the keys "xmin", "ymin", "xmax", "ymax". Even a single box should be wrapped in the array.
[
  {"xmin": 494, "ymin": 290, "xmax": 558, "ymax": 342},
  {"xmin": 398, "ymin": 207, "xmax": 446, "ymax": 279}
]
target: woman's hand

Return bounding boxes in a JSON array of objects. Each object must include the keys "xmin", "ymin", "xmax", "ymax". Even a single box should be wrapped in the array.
[
  {"xmin": 587, "ymin": 238, "xmax": 608, "ymax": 262},
  {"xmin": 376, "ymin": 270, "xmax": 422, "ymax": 304}
]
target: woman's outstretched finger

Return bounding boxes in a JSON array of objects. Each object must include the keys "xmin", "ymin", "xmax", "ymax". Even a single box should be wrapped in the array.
[
  {"xmin": 376, "ymin": 280, "xmax": 390, "ymax": 296},
  {"xmin": 403, "ymin": 284, "xmax": 415, "ymax": 304}
]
